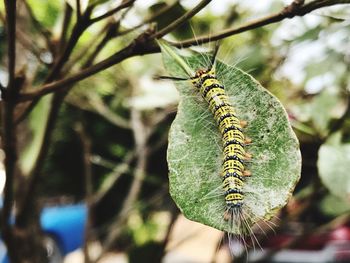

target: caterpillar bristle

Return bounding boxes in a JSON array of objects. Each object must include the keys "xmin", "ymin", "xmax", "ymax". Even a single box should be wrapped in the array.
[{"xmin": 224, "ymin": 207, "xmax": 262, "ymax": 258}]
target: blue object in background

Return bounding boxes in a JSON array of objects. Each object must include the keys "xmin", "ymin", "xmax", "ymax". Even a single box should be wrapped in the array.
[
  {"xmin": 0, "ymin": 203, "xmax": 87, "ymax": 263},
  {"xmin": 41, "ymin": 203, "xmax": 87, "ymax": 255},
  {"xmin": 0, "ymin": 240, "xmax": 7, "ymax": 263}
]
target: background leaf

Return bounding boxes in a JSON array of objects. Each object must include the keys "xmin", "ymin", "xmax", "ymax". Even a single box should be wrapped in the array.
[
  {"xmin": 161, "ymin": 43, "xmax": 302, "ymax": 233},
  {"xmin": 318, "ymin": 132, "xmax": 350, "ymax": 203}
]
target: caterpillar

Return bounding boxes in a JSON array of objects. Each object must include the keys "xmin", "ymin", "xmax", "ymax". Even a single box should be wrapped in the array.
[
  {"xmin": 159, "ymin": 43, "xmax": 256, "ymax": 253},
  {"xmin": 190, "ymin": 58, "xmax": 252, "ymax": 217},
  {"xmin": 190, "ymin": 49, "xmax": 259, "ymax": 257}
]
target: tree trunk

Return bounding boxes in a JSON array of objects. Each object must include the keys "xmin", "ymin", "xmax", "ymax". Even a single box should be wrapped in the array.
[{"xmin": 3, "ymin": 224, "xmax": 48, "ymax": 263}]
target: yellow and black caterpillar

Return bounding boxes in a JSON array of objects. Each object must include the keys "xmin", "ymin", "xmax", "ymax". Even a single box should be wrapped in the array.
[
  {"xmin": 190, "ymin": 67, "xmax": 252, "ymax": 217},
  {"xmin": 160, "ymin": 45, "xmax": 252, "ymax": 221}
]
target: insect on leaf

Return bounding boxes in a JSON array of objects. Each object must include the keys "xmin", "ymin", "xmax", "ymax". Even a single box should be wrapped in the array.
[{"xmin": 159, "ymin": 41, "xmax": 301, "ymax": 233}]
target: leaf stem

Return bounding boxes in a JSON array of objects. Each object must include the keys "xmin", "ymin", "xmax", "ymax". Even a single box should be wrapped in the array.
[{"xmin": 158, "ymin": 40, "xmax": 194, "ymax": 76}]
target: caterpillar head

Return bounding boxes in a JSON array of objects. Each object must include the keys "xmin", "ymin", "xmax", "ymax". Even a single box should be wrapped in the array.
[{"xmin": 191, "ymin": 68, "xmax": 217, "ymax": 88}]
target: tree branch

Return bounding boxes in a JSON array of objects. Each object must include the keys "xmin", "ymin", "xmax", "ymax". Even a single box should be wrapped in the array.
[
  {"xmin": 89, "ymin": 0, "xmax": 136, "ymax": 24},
  {"xmin": 13, "ymin": 4, "xmax": 86, "ymax": 127},
  {"xmin": 1, "ymin": 0, "xmax": 17, "ymax": 238},
  {"xmin": 151, "ymin": 0, "xmax": 212, "ymax": 39},
  {"xmin": 18, "ymin": 33, "xmax": 159, "ymax": 102},
  {"xmin": 92, "ymin": 151, "xmax": 135, "ymax": 204},
  {"xmin": 15, "ymin": 6, "xmax": 131, "ymax": 125},
  {"xmin": 76, "ymin": 0, "xmax": 82, "ymax": 19},
  {"xmin": 17, "ymin": 0, "xmax": 350, "ymax": 102},
  {"xmin": 119, "ymin": 0, "xmax": 181, "ymax": 36},
  {"xmin": 74, "ymin": 122, "xmax": 93, "ymax": 263},
  {"xmin": 174, "ymin": 0, "xmax": 350, "ymax": 47},
  {"xmin": 58, "ymin": 3, "xmax": 73, "ymax": 53},
  {"xmin": 15, "ymin": 2, "xmax": 133, "ymax": 122},
  {"xmin": 47, "ymin": 6, "xmax": 94, "ymax": 83}
]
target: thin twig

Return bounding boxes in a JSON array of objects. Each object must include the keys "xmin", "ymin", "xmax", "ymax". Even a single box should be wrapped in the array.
[
  {"xmin": 94, "ymin": 108, "xmax": 149, "ymax": 261},
  {"xmin": 63, "ymin": 22, "xmax": 111, "ymax": 71},
  {"xmin": 76, "ymin": 0, "xmax": 82, "ymax": 19},
  {"xmin": 58, "ymin": 3, "xmax": 73, "ymax": 53},
  {"xmin": 92, "ymin": 152, "xmax": 135, "ymax": 204},
  {"xmin": 119, "ymin": 0, "xmax": 181, "ymax": 35},
  {"xmin": 82, "ymin": 3, "xmax": 133, "ymax": 67},
  {"xmin": 65, "ymin": 2, "xmax": 132, "ymax": 71},
  {"xmin": 86, "ymin": 92, "xmax": 131, "ymax": 129},
  {"xmin": 47, "ymin": 6, "xmax": 94, "ymax": 83},
  {"xmin": 80, "ymin": 5, "xmax": 134, "ymax": 68},
  {"xmin": 23, "ymin": 1, "xmax": 53, "ymax": 52},
  {"xmin": 151, "ymin": 0, "xmax": 212, "ymax": 39},
  {"xmin": 174, "ymin": 0, "xmax": 350, "ymax": 47},
  {"xmin": 89, "ymin": 0, "xmax": 136, "ymax": 24},
  {"xmin": 75, "ymin": 122, "xmax": 93, "ymax": 263},
  {"xmin": 83, "ymin": 24, "xmax": 118, "ymax": 66},
  {"xmin": 16, "ymin": 27, "xmax": 44, "ymax": 63}
]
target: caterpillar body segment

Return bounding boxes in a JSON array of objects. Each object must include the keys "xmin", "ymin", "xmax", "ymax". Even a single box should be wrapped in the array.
[{"xmin": 191, "ymin": 68, "xmax": 250, "ymax": 210}]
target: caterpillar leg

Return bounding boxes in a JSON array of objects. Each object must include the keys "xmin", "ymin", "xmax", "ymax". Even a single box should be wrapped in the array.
[
  {"xmin": 244, "ymin": 152, "xmax": 253, "ymax": 160},
  {"xmin": 243, "ymin": 170, "xmax": 252, "ymax": 177},
  {"xmin": 244, "ymin": 137, "xmax": 252, "ymax": 144},
  {"xmin": 240, "ymin": 120, "xmax": 248, "ymax": 128}
]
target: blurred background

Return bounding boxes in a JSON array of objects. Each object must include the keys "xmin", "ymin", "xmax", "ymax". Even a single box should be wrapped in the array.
[{"xmin": 0, "ymin": 0, "xmax": 350, "ymax": 262}]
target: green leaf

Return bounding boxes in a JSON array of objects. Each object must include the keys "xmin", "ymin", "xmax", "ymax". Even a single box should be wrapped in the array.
[
  {"xmin": 19, "ymin": 95, "xmax": 52, "ymax": 175},
  {"xmin": 160, "ymin": 42, "xmax": 301, "ymax": 233},
  {"xmin": 318, "ymin": 132, "xmax": 350, "ymax": 203},
  {"xmin": 309, "ymin": 89, "xmax": 343, "ymax": 137},
  {"xmin": 27, "ymin": 0, "xmax": 61, "ymax": 28},
  {"xmin": 320, "ymin": 194, "xmax": 350, "ymax": 216}
]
